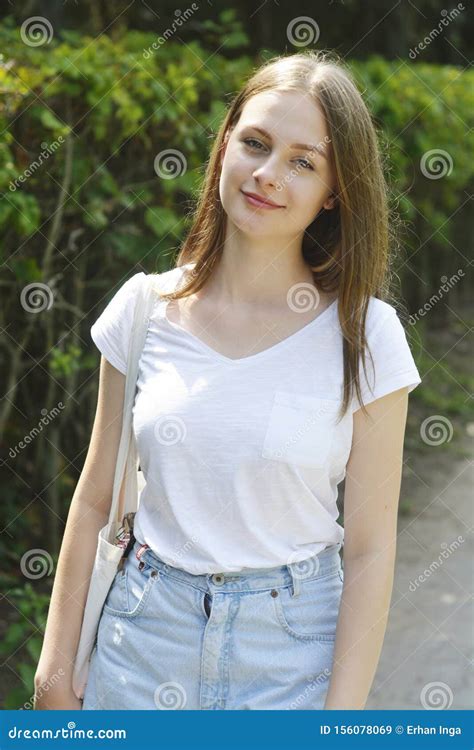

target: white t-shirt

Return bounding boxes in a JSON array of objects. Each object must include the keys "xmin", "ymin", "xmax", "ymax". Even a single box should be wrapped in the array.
[{"xmin": 90, "ymin": 264, "xmax": 422, "ymax": 574}]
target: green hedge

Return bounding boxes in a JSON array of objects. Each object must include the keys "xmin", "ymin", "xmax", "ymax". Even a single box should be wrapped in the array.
[
  {"xmin": 0, "ymin": 20, "xmax": 472, "ymax": 708},
  {"xmin": 0, "ymin": 27, "xmax": 472, "ymax": 289}
]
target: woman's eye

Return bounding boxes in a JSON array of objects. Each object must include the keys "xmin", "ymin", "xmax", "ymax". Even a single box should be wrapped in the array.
[
  {"xmin": 243, "ymin": 138, "xmax": 314, "ymax": 171},
  {"xmin": 243, "ymin": 138, "xmax": 265, "ymax": 150},
  {"xmin": 295, "ymin": 158, "xmax": 314, "ymax": 171}
]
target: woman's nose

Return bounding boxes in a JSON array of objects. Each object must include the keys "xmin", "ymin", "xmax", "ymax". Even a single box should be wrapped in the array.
[{"xmin": 252, "ymin": 157, "xmax": 281, "ymax": 187}]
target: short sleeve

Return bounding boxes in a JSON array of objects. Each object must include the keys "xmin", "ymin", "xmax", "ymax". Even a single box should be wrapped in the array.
[
  {"xmin": 352, "ymin": 308, "xmax": 422, "ymax": 412},
  {"xmin": 90, "ymin": 272, "xmax": 146, "ymax": 375}
]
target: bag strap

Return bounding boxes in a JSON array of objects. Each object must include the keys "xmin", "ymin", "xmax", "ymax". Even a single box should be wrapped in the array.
[{"xmin": 108, "ymin": 273, "xmax": 156, "ymax": 528}]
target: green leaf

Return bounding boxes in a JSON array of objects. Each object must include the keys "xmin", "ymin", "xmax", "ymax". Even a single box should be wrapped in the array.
[
  {"xmin": 39, "ymin": 109, "xmax": 67, "ymax": 132},
  {"xmin": 10, "ymin": 193, "xmax": 41, "ymax": 237},
  {"xmin": 144, "ymin": 206, "xmax": 183, "ymax": 239}
]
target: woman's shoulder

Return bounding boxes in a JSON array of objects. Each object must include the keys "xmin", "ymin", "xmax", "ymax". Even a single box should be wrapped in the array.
[
  {"xmin": 149, "ymin": 262, "xmax": 196, "ymax": 294},
  {"xmin": 365, "ymin": 296, "xmax": 401, "ymax": 338}
]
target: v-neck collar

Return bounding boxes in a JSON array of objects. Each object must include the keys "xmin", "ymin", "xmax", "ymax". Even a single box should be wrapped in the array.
[{"xmin": 159, "ymin": 295, "xmax": 338, "ymax": 366}]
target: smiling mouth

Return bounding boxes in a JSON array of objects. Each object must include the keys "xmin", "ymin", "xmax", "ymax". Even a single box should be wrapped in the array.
[{"xmin": 241, "ymin": 190, "xmax": 284, "ymax": 209}]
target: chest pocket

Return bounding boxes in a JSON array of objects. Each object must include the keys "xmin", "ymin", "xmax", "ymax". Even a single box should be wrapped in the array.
[{"xmin": 261, "ymin": 390, "xmax": 343, "ymax": 470}]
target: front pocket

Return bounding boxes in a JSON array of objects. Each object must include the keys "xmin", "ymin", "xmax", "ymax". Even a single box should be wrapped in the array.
[
  {"xmin": 103, "ymin": 559, "xmax": 158, "ymax": 619},
  {"xmin": 271, "ymin": 571, "xmax": 342, "ymax": 641},
  {"xmin": 262, "ymin": 391, "xmax": 342, "ymax": 469}
]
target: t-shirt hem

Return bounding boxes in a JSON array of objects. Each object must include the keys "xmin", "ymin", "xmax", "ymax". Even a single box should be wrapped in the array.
[
  {"xmin": 90, "ymin": 325, "xmax": 127, "ymax": 375},
  {"xmin": 352, "ymin": 370, "xmax": 422, "ymax": 412}
]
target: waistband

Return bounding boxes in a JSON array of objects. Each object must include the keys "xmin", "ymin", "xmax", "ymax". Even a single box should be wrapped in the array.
[{"xmin": 130, "ymin": 539, "xmax": 342, "ymax": 595}]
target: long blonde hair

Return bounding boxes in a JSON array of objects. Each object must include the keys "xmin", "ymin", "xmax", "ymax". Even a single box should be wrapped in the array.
[{"xmin": 155, "ymin": 50, "xmax": 395, "ymax": 420}]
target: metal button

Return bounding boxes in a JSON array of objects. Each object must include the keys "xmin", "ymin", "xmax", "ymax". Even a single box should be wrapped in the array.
[
  {"xmin": 211, "ymin": 574, "xmax": 224, "ymax": 585},
  {"xmin": 271, "ymin": 589, "xmax": 279, "ymax": 597},
  {"xmin": 138, "ymin": 561, "xmax": 145, "ymax": 571},
  {"xmin": 151, "ymin": 570, "xmax": 158, "ymax": 578}
]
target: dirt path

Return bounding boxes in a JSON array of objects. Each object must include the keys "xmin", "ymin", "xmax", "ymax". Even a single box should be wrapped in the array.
[{"xmin": 366, "ymin": 442, "xmax": 473, "ymax": 710}]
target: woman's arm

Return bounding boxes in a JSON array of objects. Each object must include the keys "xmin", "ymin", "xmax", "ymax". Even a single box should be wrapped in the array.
[
  {"xmin": 324, "ymin": 386, "xmax": 410, "ymax": 710},
  {"xmin": 34, "ymin": 356, "xmax": 126, "ymax": 709}
]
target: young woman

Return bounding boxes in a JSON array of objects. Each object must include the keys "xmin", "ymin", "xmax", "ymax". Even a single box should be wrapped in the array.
[{"xmin": 35, "ymin": 50, "xmax": 421, "ymax": 711}]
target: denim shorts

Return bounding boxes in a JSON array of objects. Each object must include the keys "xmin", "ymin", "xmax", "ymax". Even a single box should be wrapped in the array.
[{"xmin": 82, "ymin": 539, "xmax": 344, "ymax": 710}]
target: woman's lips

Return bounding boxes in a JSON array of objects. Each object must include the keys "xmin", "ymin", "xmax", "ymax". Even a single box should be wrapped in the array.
[{"xmin": 241, "ymin": 191, "xmax": 284, "ymax": 210}]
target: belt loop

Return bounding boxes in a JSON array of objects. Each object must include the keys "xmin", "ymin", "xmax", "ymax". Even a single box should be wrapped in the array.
[
  {"xmin": 135, "ymin": 543, "xmax": 149, "ymax": 562},
  {"xmin": 288, "ymin": 564, "xmax": 301, "ymax": 598}
]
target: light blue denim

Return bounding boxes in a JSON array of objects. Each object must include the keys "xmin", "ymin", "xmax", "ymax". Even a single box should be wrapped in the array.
[{"xmin": 82, "ymin": 539, "xmax": 344, "ymax": 710}]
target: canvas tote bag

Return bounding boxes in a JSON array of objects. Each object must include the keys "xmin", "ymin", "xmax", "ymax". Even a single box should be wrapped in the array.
[{"xmin": 72, "ymin": 273, "xmax": 156, "ymax": 700}]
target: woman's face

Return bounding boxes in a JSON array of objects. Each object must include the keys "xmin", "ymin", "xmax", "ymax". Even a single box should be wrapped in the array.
[{"xmin": 218, "ymin": 89, "xmax": 337, "ymax": 239}]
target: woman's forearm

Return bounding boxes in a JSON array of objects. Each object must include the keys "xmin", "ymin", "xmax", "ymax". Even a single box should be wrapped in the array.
[
  {"xmin": 324, "ymin": 548, "xmax": 396, "ymax": 709},
  {"xmin": 34, "ymin": 476, "xmax": 110, "ymax": 682}
]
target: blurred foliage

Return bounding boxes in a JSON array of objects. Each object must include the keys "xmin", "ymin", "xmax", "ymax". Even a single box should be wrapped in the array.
[
  {"xmin": 0, "ymin": 575, "xmax": 51, "ymax": 709},
  {"xmin": 1, "ymin": 0, "xmax": 472, "ymax": 64},
  {"xmin": 0, "ymin": 27, "xmax": 470, "ymax": 301},
  {"xmin": 0, "ymin": 15, "xmax": 472, "ymax": 707}
]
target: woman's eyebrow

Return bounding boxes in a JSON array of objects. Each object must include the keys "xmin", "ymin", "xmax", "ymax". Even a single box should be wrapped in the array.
[{"xmin": 243, "ymin": 125, "xmax": 328, "ymax": 160}]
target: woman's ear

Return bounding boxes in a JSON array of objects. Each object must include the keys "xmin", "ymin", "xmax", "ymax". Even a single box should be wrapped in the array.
[{"xmin": 322, "ymin": 192, "xmax": 338, "ymax": 211}]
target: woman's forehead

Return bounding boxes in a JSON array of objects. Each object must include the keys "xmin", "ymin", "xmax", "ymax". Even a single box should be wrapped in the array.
[{"xmin": 237, "ymin": 91, "xmax": 331, "ymax": 153}]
